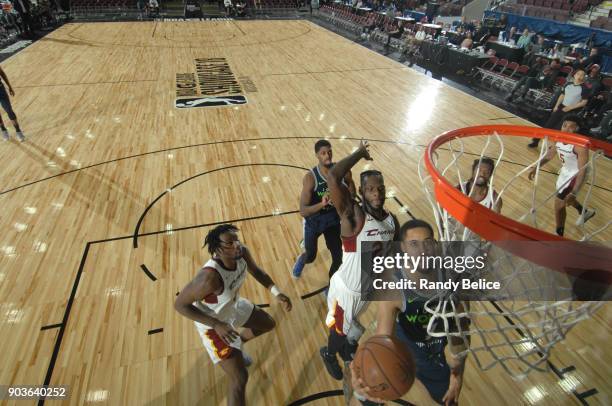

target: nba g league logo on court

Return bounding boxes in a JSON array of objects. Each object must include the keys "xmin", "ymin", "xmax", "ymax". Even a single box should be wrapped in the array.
[{"xmin": 175, "ymin": 58, "xmax": 253, "ymax": 109}]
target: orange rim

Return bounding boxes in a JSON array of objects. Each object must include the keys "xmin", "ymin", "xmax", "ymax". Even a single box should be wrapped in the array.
[{"xmin": 424, "ymin": 125, "xmax": 612, "ymax": 278}]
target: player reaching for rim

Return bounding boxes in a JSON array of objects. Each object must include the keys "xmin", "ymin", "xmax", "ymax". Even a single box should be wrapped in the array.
[
  {"xmin": 319, "ymin": 140, "xmax": 399, "ymax": 402},
  {"xmin": 174, "ymin": 224, "xmax": 292, "ymax": 406},
  {"xmin": 352, "ymin": 219, "xmax": 470, "ymax": 406},
  {"xmin": 528, "ymin": 115, "xmax": 596, "ymax": 237}
]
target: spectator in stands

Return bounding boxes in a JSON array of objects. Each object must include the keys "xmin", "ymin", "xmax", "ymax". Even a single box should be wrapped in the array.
[
  {"xmin": 549, "ymin": 43, "xmax": 566, "ymax": 59},
  {"xmin": 148, "ymin": 0, "xmax": 159, "ymax": 15},
  {"xmin": 573, "ymin": 47, "xmax": 601, "ymax": 70},
  {"xmin": 501, "ymin": 26, "xmax": 517, "ymax": 44},
  {"xmin": 590, "ymin": 111, "xmax": 612, "ymax": 140},
  {"xmin": 460, "ymin": 32, "xmax": 473, "ymax": 50},
  {"xmin": 505, "ymin": 57, "xmax": 560, "ymax": 103},
  {"xmin": 474, "ymin": 22, "xmax": 490, "ymax": 47},
  {"xmin": 224, "ymin": 0, "xmax": 233, "ymax": 15},
  {"xmin": 584, "ymin": 64, "xmax": 603, "ymax": 97},
  {"xmin": 523, "ymin": 35, "xmax": 546, "ymax": 66},
  {"xmin": 494, "ymin": 13, "xmax": 507, "ymax": 36},
  {"xmin": 235, "ymin": 0, "xmax": 246, "ymax": 16},
  {"xmin": 415, "ymin": 25, "xmax": 426, "ymax": 41},
  {"xmin": 581, "ymin": 65, "xmax": 605, "ymax": 126},
  {"xmin": 449, "ymin": 26, "xmax": 464, "ymax": 46},
  {"xmin": 590, "ymin": 91, "xmax": 612, "ymax": 139},
  {"xmin": 13, "ymin": 0, "xmax": 34, "ymax": 39},
  {"xmin": 566, "ymin": 46, "xmax": 580, "ymax": 59},
  {"xmin": 516, "ymin": 28, "xmax": 532, "ymax": 49},
  {"xmin": 528, "ymin": 68, "xmax": 589, "ymax": 148},
  {"xmin": 384, "ymin": 21, "xmax": 405, "ymax": 55},
  {"xmin": 137, "ymin": 0, "xmax": 146, "ymax": 19},
  {"xmin": 533, "ymin": 35, "xmax": 546, "ymax": 54}
]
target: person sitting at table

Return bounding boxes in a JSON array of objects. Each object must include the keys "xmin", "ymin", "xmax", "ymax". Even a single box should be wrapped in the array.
[
  {"xmin": 523, "ymin": 34, "xmax": 547, "ymax": 65},
  {"xmin": 566, "ymin": 46, "xmax": 580, "ymax": 59},
  {"xmin": 505, "ymin": 57, "xmax": 560, "ymax": 103},
  {"xmin": 544, "ymin": 43, "xmax": 565, "ymax": 60},
  {"xmin": 573, "ymin": 47, "xmax": 601, "ymax": 70},
  {"xmin": 415, "ymin": 25, "xmax": 426, "ymax": 41},
  {"xmin": 500, "ymin": 26, "xmax": 516, "ymax": 44},
  {"xmin": 474, "ymin": 23, "xmax": 490, "ymax": 47},
  {"xmin": 449, "ymin": 26, "xmax": 464, "ymax": 46},
  {"xmin": 528, "ymin": 68, "xmax": 589, "ymax": 148},
  {"xmin": 384, "ymin": 21, "xmax": 405, "ymax": 54},
  {"xmin": 516, "ymin": 28, "xmax": 532, "ymax": 49},
  {"xmin": 494, "ymin": 13, "xmax": 507, "ymax": 37},
  {"xmin": 460, "ymin": 32, "xmax": 473, "ymax": 50}
]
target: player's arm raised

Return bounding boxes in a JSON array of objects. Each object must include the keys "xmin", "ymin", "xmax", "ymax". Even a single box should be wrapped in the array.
[
  {"xmin": 174, "ymin": 270, "xmax": 239, "ymax": 345},
  {"xmin": 242, "ymin": 246, "xmax": 292, "ymax": 311},
  {"xmin": 329, "ymin": 140, "xmax": 372, "ymax": 230},
  {"xmin": 299, "ymin": 172, "xmax": 328, "ymax": 217},
  {"xmin": 344, "ymin": 170, "xmax": 357, "ymax": 199},
  {"xmin": 528, "ymin": 145, "xmax": 556, "ymax": 180}
]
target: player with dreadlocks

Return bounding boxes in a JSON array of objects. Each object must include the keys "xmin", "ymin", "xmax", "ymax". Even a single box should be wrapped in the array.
[
  {"xmin": 319, "ymin": 140, "xmax": 399, "ymax": 404},
  {"xmin": 175, "ymin": 224, "xmax": 292, "ymax": 406}
]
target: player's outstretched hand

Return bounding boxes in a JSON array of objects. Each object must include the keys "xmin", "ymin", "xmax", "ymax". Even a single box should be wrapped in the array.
[
  {"xmin": 442, "ymin": 371, "xmax": 463, "ymax": 405},
  {"xmin": 359, "ymin": 139, "xmax": 373, "ymax": 161},
  {"xmin": 349, "ymin": 361, "xmax": 386, "ymax": 404},
  {"xmin": 276, "ymin": 293, "xmax": 292, "ymax": 312},
  {"xmin": 8, "ymin": 87, "xmax": 14, "ymax": 97},
  {"xmin": 213, "ymin": 321, "xmax": 239, "ymax": 345}
]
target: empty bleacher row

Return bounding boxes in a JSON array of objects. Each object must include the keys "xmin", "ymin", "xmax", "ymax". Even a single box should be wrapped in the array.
[{"xmin": 497, "ymin": 0, "xmax": 603, "ymax": 22}]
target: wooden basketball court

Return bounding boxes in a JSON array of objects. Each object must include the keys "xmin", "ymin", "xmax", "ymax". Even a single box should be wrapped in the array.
[{"xmin": 0, "ymin": 20, "xmax": 610, "ymax": 405}]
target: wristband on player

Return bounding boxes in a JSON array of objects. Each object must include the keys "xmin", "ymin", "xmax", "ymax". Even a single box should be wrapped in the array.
[{"xmin": 270, "ymin": 285, "xmax": 281, "ymax": 297}]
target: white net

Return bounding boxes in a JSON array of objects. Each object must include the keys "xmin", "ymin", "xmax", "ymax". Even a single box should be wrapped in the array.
[{"xmin": 417, "ymin": 129, "xmax": 611, "ymax": 378}]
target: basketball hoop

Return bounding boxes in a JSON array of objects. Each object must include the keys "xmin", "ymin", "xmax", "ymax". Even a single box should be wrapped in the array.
[{"xmin": 418, "ymin": 125, "xmax": 611, "ymax": 377}]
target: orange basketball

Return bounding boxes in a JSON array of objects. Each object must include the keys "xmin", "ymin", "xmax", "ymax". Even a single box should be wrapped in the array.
[{"xmin": 352, "ymin": 335, "xmax": 416, "ymax": 401}]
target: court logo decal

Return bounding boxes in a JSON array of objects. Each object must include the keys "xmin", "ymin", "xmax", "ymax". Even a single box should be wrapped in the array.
[{"xmin": 176, "ymin": 58, "xmax": 247, "ymax": 109}]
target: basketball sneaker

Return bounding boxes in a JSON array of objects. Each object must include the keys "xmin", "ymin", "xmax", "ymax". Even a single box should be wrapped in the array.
[
  {"xmin": 576, "ymin": 208, "xmax": 595, "ymax": 226},
  {"xmin": 16, "ymin": 131, "xmax": 25, "ymax": 142},
  {"xmin": 319, "ymin": 346, "xmax": 343, "ymax": 380},
  {"xmin": 292, "ymin": 254, "xmax": 305, "ymax": 279},
  {"xmin": 2, "ymin": 130, "xmax": 8, "ymax": 141}
]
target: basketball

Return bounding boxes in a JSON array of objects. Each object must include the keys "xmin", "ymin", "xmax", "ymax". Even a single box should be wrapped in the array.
[{"xmin": 352, "ymin": 335, "xmax": 416, "ymax": 401}]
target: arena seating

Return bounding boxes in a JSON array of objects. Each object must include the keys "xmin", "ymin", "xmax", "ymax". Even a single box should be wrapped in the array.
[
  {"xmin": 590, "ymin": 15, "xmax": 612, "ymax": 30},
  {"xmin": 498, "ymin": 3, "xmax": 570, "ymax": 22},
  {"xmin": 251, "ymin": 0, "xmax": 299, "ymax": 13}
]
